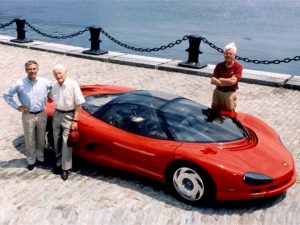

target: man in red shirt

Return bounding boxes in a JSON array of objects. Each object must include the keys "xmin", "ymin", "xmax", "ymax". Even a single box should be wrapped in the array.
[{"xmin": 211, "ymin": 42, "xmax": 243, "ymax": 112}]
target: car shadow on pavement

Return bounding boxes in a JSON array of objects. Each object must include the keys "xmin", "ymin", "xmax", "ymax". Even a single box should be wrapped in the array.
[
  {"xmin": 71, "ymin": 156, "xmax": 286, "ymax": 213},
  {"xmin": 9, "ymin": 135, "xmax": 286, "ymax": 214}
]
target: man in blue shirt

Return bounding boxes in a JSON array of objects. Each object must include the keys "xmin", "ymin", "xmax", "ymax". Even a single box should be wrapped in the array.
[{"xmin": 3, "ymin": 60, "xmax": 52, "ymax": 170}]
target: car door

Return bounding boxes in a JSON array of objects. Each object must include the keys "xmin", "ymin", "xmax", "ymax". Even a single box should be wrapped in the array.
[
  {"xmin": 98, "ymin": 102, "xmax": 182, "ymax": 180},
  {"xmin": 77, "ymin": 105, "xmax": 181, "ymax": 179}
]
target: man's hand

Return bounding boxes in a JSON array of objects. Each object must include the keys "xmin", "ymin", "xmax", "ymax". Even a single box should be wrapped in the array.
[
  {"xmin": 17, "ymin": 106, "xmax": 29, "ymax": 113},
  {"xmin": 211, "ymin": 76, "xmax": 222, "ymax": 86},
  {"xmin": 70, "ymin": 121, "xmax": 78, "ymax": 131}
]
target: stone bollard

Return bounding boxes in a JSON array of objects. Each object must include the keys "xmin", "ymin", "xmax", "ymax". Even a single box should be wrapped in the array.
[
  {"xmin": 178, "ymin": 35, "xmax": 207, "ymax": 69},
  {"xmin": 83, "ymin": 27, "xmax": 107, "ymax": 55},
  {"xmin": 10, "ymin": 19, "xmax": 33, "ymax": 43}
]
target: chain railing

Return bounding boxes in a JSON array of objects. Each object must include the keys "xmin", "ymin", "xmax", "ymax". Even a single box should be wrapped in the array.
[
  {"xmin": 1, "ymin": 19, "xmax": 299, "ymax": 67},
  {"xmin": 0, "ymin": 19, "xmax": 15, "ymax": 29},
  {"xmin": 100, "ymin": 27, "xmax": 189, "ymax": 53},
  {"xmin": 201, "ymin": 37, "xmax": 300, "ymax": 64},
  {"xmin": 25, "ymin": 21, "xmax": 89, "ymax": 39}
]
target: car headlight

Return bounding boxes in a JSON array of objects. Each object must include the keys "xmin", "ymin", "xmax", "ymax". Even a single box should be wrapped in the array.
[{"xmin": 243, "ymin": 172, "xmax": 273, "ymax": 185}]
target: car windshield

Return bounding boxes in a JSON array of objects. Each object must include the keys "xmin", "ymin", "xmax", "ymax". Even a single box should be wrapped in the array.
[{"xmin": 161, "ymin": 99, "xmax": 245, "ymax": 142}]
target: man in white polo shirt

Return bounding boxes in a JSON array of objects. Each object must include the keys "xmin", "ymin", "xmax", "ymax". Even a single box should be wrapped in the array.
[{"xmin": 50, "ymin": 64, "xmax": 85, "ymax": 180}]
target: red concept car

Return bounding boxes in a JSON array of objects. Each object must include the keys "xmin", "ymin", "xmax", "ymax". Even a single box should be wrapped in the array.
[{"xmin": 46, "ymin": 84, "xmax": 296, "ymax": 204}]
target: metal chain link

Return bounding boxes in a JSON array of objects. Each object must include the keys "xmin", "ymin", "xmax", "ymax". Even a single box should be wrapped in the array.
[
  {"xmin": 235, "ymin": 55, "xmax": 300, "ymax": 64},
  {"xmin": 201, "ymin": 37, "xmax": 300, "ymax": 64},
  {"xmin": 100, "ymin": 28, "xmax": 188, "ymax": 52},
  {"xmin": 201, "ymin": 37, "xmax": 224, "ymax": 53},
  {"xmin": 0, "ymin": 20, "xmax": 15, "ymax": 29},
  {"xmin": 25, "ymin": 21, "xmax": 89, "ymax": 39}
]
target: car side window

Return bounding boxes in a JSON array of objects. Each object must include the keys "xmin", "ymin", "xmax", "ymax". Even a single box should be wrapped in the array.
[
  {"xmin": 101, "ymin": 103, "xmax": 168, "ymax": 139},
  {"xmin": 82, "ymin": 94, "xmax": 119, "ymax": 115}
]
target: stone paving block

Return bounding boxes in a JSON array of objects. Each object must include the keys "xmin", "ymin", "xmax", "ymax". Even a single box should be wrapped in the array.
[
  {"xmin": 0, "ymin": 35, "xmax": 48, "ymax": 48},
  {"xmin": 30, "ymin": 42, "xmax": 85, "ymax": 55},
  {"xmin": 0, "ymin": 35, "xmax": 14, "ymax": 41},
  {"xmin": 242, "ymin": 69, "xmax": 291, "ymax": 87},
  {"xmin": 67, "ymin": 50, "xmax": 126, "ymax": 62},
  {"xmin": 110, "ymin": 53, "xmax": 173, "ymax": 69},
  {"xmin": 285, "ymin": 76, "xmax": 300, "ymax": 90},
  {"xmin": 0, "ymin": 35, "xmax": 47, "ymax": 49},
  {"xmin": 159, "ymin": 61, "xmax": 214, "ymax": 77}
]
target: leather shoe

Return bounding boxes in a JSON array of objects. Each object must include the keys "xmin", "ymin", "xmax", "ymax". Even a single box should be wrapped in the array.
[
  {"xmin": 61, "ymin": 170, "xmax": 69, "ymax": 180},
  {"xmin": 37, "ymin": 160, "xmax": 46, "ymax": 167},
  {"xmin": 27, "ymin": 163, "xmax": 35, "ymax": 171},
  {"xmin": 52, "ymin": 166, "xmax": 62, "ymax": 175}
]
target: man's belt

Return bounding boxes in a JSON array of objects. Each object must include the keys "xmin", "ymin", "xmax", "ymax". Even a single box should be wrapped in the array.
[
  {"xmin": 29, "ymin": 110, "xmax": 44, "ymax": 114},
  {"xmin": 217, "ymin": 86, "xmax": 235, "ymax": 92},
  {"xmin": 55, "ymin": 109, "xmax": 75, "ymax": 113}
]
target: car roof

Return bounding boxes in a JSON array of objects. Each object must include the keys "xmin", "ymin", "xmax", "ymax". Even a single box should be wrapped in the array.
[
  {"xmin": 110, "ymin": 90, "xmax": 182, "ymax": 110},
  {"xmin": 133, "ymin": 90, "xmax": 180, "ymax": 101}
]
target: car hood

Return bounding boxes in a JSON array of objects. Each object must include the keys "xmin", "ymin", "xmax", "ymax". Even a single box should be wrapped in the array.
[
  {"xmin": 224, "ymin": 139, "xmax": 293, "ymax": 176},
  {"xmin": 175, "ymin": 137, "xmax": 294, "ymax": 179}
]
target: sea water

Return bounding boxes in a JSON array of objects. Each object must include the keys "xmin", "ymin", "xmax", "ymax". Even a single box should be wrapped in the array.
[{"xmin": 0, "ymin": 0, "xmax": 299, "ymax": 75}]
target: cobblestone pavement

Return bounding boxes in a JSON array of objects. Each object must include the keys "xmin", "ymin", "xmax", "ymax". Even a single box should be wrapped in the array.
[{"xmin": 0, "ymin": 44, "xmax": 299, "ymax": 225}]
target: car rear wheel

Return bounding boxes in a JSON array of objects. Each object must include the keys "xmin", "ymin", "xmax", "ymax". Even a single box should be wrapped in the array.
[{"xmin": 167, "ymin": 164, "xmax": 215, "ymax": 205}]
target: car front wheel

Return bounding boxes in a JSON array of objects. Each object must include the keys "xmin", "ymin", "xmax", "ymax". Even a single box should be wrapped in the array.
[{"xmin": 167, "ymin": 164, "xmax": 215, "ymax": 204}]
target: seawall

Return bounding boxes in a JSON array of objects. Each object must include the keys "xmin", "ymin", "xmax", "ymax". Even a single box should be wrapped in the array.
[
  {"xmin": 1, "ymin": 34, "xmax": 300, "ymax": 90},
  {"xmin": 0, "ymin": 35, "xmax": 299, "ymax": 225}
]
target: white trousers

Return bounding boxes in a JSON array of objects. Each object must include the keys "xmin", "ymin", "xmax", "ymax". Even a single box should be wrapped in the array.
[
  {"xmin": 52, "ymin": 111, "xmax": 74, "ymax": 170},
  {"xmin": 22, "ymin": 111, "xmax": 47, "ymax": 165}
]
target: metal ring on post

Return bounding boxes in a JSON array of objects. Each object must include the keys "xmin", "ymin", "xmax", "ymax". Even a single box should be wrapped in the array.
[
  {"xmin": 82, "ymin": 26, "xmax": 107, "ymax": 55},
  {"xmin": 178, "ymin": 35, "xmax": 207, "ymax": 69},
  {"xmin": 10, "ymin": 19, "xmax": 33, "ymax": 43}
]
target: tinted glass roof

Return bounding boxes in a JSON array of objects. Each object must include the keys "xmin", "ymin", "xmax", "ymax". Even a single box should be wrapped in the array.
[
  {"xmin": 112, "ymin": 90, "xmax": 180, "ymax": 110},
  {"xmin": 83, "ymin": 90, "xmax": 246, "ymax": 142},
  {"xmin": 134, "ymin": 90, "xmax": 180, "ymax": 101},
  {"xmin": 161, "ymin": 99, "xmax": 245, "ymax": 142}
]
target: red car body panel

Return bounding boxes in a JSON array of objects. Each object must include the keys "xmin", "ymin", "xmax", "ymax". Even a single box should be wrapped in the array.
[
  {"xmin": 75, "ymin": 112, "xmax": 181, "ymax": 181},
  {"xmin": 46, "ymin": 84, "xmax": 296, "ymax": 201}
]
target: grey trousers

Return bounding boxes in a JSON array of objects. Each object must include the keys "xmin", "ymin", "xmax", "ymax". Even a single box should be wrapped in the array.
[
  {"xmin": 52, "ymin": 111, "xmax": 74, "ymax": 170},
  {"xmin": 22, "ymin": 111, "xmax": 47, "ymax": 165}
]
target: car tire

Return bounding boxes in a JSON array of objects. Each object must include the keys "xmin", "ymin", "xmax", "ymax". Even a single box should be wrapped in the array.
[{"xmin": 166, "ymin": 163, "xmax": 215, "ymax": 205}]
